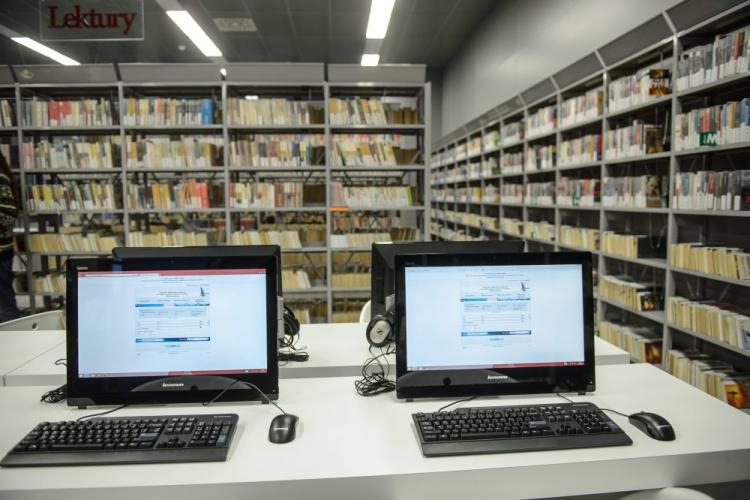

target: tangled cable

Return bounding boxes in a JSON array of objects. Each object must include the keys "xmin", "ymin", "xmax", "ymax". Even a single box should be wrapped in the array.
[{"xmin": 354, "ymin": 343, "xmax": 396, "ymax": 396}]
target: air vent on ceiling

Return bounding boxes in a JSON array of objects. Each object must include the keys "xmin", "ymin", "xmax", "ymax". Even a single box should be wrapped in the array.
[{"xmin": 213, "ymin": 17, "xmax": 256, "ymax": 32}]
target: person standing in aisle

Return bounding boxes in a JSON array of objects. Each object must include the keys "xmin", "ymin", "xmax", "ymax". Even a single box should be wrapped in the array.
[{"xmin": 0, "ymin": 152, "xmax": 21, "ymax": 322}]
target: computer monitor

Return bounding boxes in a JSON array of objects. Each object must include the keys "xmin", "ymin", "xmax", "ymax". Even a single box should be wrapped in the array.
[
  {"xmin": 66, "ymin": 247, "xmax": 279, "ymax": 407},
  {"xmin": 394, "ymin": 251, "xmax": 595, "ymax": 400},
  {"xmin": 370, "ymin": 240, "xmax": 525, "ymax": 318}
]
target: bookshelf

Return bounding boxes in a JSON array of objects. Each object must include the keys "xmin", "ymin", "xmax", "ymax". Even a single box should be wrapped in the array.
[
  {"xmin": 3, "ymin": 63, "xmax": 429, "ymax": 323},
  {"xmin": 431, "ymin": 1, "xmax": 750, "ymax": 410}
]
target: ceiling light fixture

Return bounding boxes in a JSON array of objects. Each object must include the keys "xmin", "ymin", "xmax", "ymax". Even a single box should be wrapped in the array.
[
  {"xmin": 366, "ymin": 0, "xmax": 395, "ymax": 39},
  {"xmin": 220, "ymin": 67, "xmax": 227, "ymax": 77},
  {"xmin": 361, "ymin": 53, "xmax": 380, "ymax": 66},
  {"xmin": 244, "ymin": 95, "xmax": 259, "ymax": 100},
  {"xmin": 166, "ymin": 10, "xmax": 223, "ymax": 57},
  {"xmin": 11, "ymin": 37, "xmax": 79, "ymax": 66}
]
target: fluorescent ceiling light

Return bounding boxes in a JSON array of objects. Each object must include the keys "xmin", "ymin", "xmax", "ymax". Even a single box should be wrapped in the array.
[
  {"xmin": 166, "ymin": 10, "xmax": 222, "ymax": 57},
  {"xmin": 366, "ymin": 0, "xmax": 395, "ymax": 39},
  {"xmin": 11, "ymin": 37, "xmax": 79, "ymax": 66},
  {"xmin": 219, "ymin": 67, "xmax": 227, "ymax": 76},
  {"xmin": 244, "ymin": 95, "xmax": 259, "ymax": 100},
  {"xmin": 361, "ymin": 53, "xmax": 380, "ymax": 66}
]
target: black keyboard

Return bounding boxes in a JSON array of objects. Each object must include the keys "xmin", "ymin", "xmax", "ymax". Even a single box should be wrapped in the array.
[
  {"xmin": 1, "ymin": 414, "xmax": 238, "ymax": 467},
  {"xmin": 413, "ymin": 402, "xmax": 632, "ymax": 457}
]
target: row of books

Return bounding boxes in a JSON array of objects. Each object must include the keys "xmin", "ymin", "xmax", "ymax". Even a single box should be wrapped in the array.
[
  {"xmin": 228, "ymin": 134, "xmax": 325, "ymax": 167},
  {"xmin": 669, "ymin": 243, "xmax": 750, "ymax": 281},
  {"xmin": 22, "ymin": 137, "xmax": 120, "ymax": 169},
  {"xmin": 558, "ymin": 133, "xmax": 601, "ymax": 166},
  {"xmin": 604, "ymin": 120, "xmax": 665, "ymax": 159},
  {"xmin": 21, "ymin": 98, "xmax": 115, "ymax": 127},
  {"xmin": 123, "ymin": 97, "xmax": 218, "ymax": 126},
  {"xmin": 331, "ymin": 273, "xmax": 370, "ymax": 288},
  {"xmin": 27, "ymin": 232, "xmax": 118, "ymax": 253},
  {"xmin": 500, "ymin": 183, "xmax": 523, "ymax": 204},
  {"xmin": 330, "ymin": 213, "xmax": 410, "ymax": 232},
  {"xmin": 32, "ymin": 273, "xmax": 66, "ymax": 295},
  {"xmin": 483, "ymin": 130, "xmax": 500, "ymax": 151},
  {"xmin": 602, "ymin": 175, "xmax": 666, "ymax": 208},
  {"xmin": 673, "ymin": 170, "xmax": 750, "ymax": 211},
  {"xmin": 559, "ymin": 226, "xmax": 599, "ymax": 251},
  {"xmin": 27, "ymin": 182, "xmax": 119, "ymax": 211},
  {"xmin": 600, "ymin": 275, "xmax": 662, "ymax": 312},
  {"xmin": 227, "ymin": 182, "xmax": 304, "ymax": 209},
  {"xmin": 500, "ymin": 217, "xmax": 523, "ymax": 236},
  {"xmin": 330, "ymin": 232, "xmax": 390, "ymax": 249},
  {"xmin": 674, "ymin": 99, "xmax": 750, "ymax": 151},
  {"xmin": 329, "ymin": 182, "xmax": 415, "ymax": 208},
  {"xmin": 561, "ymin": 88, "xmax": 604, "ymax": 127},
  {"xmin": 127, "ymin": 180, "xmax": 217, "ymax": 209},
  {"xmin": 126, "ymin": 230, "xmax": 210, "ymax": 247},
  {"xmin": 228, "ymin": 230, "xmax": 304, "ymax": 249},
  {"xmin": 668, "ymin": 296, "xmax": 750, "ymax": 350},
  {"xmin": 435, "ymin": 209, "xmax": 497, "ymax": 231},
  {"xmin": 525, "ymin": 144, "xmax": 555, "ymax": 171},
  {"xmin": 0, "ymin": 100, "xmax": 14, "ymax": 127},
  {"xmin": 665, "ymin": 349, "xmax": 749, "ymax": 409},
  {"xmin": 599, "ymin": 320, "xmax": 662, "ymax": 364},
  {"xmin": 328, "ymin": 98, "xmax": 419, "ymax": 126},
  {"xmin": 557, "ymin": 177, "xmax": 599, "ymax": 207},
  {"xmin": 227, "ymin": 98, "xmax": 323, "ymax": 126},
  {"xmin": 282, "ymin": 269, "xmax": 312, "ymax": 289},
  {"xmin": 525, "ymin": 181, "xmax": 555, "ymax": 206},
  {"xmin": 525, "ymin": 104, "xmax": 557, "ymax": 139},
  {"xmin": 607, "ymin": 67, "xmax": 671, "ymax": 112},
  {"xmin": 331, "ymin": 134, "xmax": 418, "ymax": 166},
  {"xmin": 501, "ymin": 121, "xmax": 523, "ymax": 145},
  {"xmin": 434, "ymin": 184, "xmax": 499, "ymax": 204},
  {"xmin": 676, "ymin": 25, "xmax": 750, "ymax": 92},
  {"xmin": 125, "ymin": 136, "xmax": 223, "ymax": 168},
  {"xmin": 523, "ymin": 220, "xmax": 555, "ymax": 242},
  {"xmin": 465, "ymin": 137, "xmax": 482, "ymax": 158},
  {"xmin": 501, "ymin": 151, "xmax": 523, "ymax": 175},
  {"xmin": 601, "ymin": 232, "xmax": 665, "ymax": 259}
]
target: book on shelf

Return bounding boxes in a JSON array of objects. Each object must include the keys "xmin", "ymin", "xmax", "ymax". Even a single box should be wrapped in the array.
[
  {"xmin": 329, "ymin": 182, "xmax": 414, "ymax": 208},
  {"xmin": 125, "ymin": 135, "xmax": 223, "ymax": 168},
  {"xmin": 602, "ymin": 175, "xmax": 666, "ymax": 208},
  {"xmin": 666, "ymin": 349, "xmax": 749, "ymax": 409},
  {"xmin": 328, "ymin": 97, "xmax": 419, "ymax": 125},
  {"xmin": 676, "ymin": 24, "xmax": 750, "ymax": 91},
  {"xmin": 229, "ymin": 230, "xmax": 303, "ymax": 249},
  {"xmin": 500, "ymin": 217, "xmax": 523, "ymax": 236},
  {"xmin": 332, "ymin": 273, "xmax": 371, "ymax": 288},
  {"xmin": 523, "ymin": 220, "xmax": 555, "ymax": 242},
  {"xmin": 23, "ymin": 136, "xmax": 121, "ymax": 169},
  {"xmin": 501, "ymin": 151, "xmax": 523, "ymax": 175},
  {"xmin": 0, "ymin": 99, "xmax": 15, "ymax": 127},
  {"xmin": 673, "ymin": 170, "xmax": 750, "ymax": 211},
  {"xmin": 288, "ymin": 307, "xmax": 312, "ymax": 324},
  {"xmin": 32, "ymin": 273, "xmax": 66, "ymax": 294},
  {"xmin": 669, "ymin": 243, "xmax": 750, "ymax": 280},
  {"xmin": 482, "ymin": 183, "xmax": 499, "ymax": 203},
  {"xmin": 525, "ymin": 181, "xmax": 555, "ymax": 206},
  {"xmin": 123, "ymin": 97, "xmax": 218, "ymax": 126},
  {"xmin": 228, "ymin": 182, "xmax": 307, "ymax": 209},
  {"xmin": 600, "ymin": 274, "xmax": 663, "ymax": 312},
  {"xmin": 500, "ymin": 183, "xmax": 523, "ymax": 204},
  {"xmin": 331, "ymin": 133, "xmax": 418, "ymax": 166},
  {"xmin": 558, "ymin": 133, "xmax": 601, "ymax": 166},
  {"xmin": 21, "ymin": 97, "xmax": 115, "ymax": 127},
  {"xmin": 668, "ymin": 296, "xmax": 750, "ymax": 350},
  {"xmin": 501, "ymin": 120, "xmax": 523, "ymax": 145},
  {"xmin": 126, "ymin": 230, "xmax": 209, "ymax": 247},
  {"xmin": 601, "ymin": 231, "xmax": 666, "ymax": 259},
  {"xmin": 466, "ymin": 137, "xmax": 481, "ymax": 157},
  {"xmin": 608, "ymin": 66, "xmax": 671, "ymax": 112},
  {"xmin": 27, "ymin": 181, "xmax": 119, "ymax": 211},
  {"xmin": 600, "ymin": 320, "xmax": 663, "ymax": 363},
  {"xmin": 330, "ymin": 232, "xmax": 390, "ymax": 249},
  {"xmin": 557, "ymin": 177, "xmax": 599, "ymax": 207},
  {"xmin": 229, "ymin": 134, "xmax": 325, "ymax": 167},
  {"xmin": 525, "ymin": 104, "xmax": 557, "ymax": 138},
  {"xmin": 282, "ymin": 269, "xmax": 312, "ymax": 289},
  {"xmin": 481, "ymin": 157, "xmax": 499, "ymax": 177},
  {"xmin": 561, "ymin": 88, "xmax": 603, "ymax": 127},
  {"xmin": 674, "ymin": 99, "xmax": 750, "ymax": 151},
  {"xmin": 127, "ymin": 180, "xmax": 221, "ymax": 209},
  {"xmin": 227, "ymin": 97, "xmax": 323, "ymax": 126},
  {"xmin": 604, "ymin": 119, "xmax": 666, "ymax": 160},
  {"xmin": 559, "ymin": 226, "xmax": 599, "ymax": 250},
  {"xmin": 525, "ymin": 144, "xmax": 556, "ymax": 171},
  {"xmin": 483, "ymin": 130, "xmax": 500, "ymax": 151},
  {"xmin": 28, "ymin": 232, "xmax": 118, "ymax": 253}
]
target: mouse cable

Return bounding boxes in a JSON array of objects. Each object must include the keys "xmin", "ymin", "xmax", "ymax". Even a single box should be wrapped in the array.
[
  {"xmin": 354, "ymin": 344, "xmax": 396, "ymax": 396},
  {"xmin": 203, "ymin": 379, "xmax": 287, "ymax": 415},
  {"xmin": 436, "ymin": 395, "xmax": 478, "ymax": 413},
  {"xmin": 76, "ymin": 404, "xmax": 128, "ymax": 422},
  {"xmin": 556, "ymin": 393, "xmax": 629, "ymax": 418}
]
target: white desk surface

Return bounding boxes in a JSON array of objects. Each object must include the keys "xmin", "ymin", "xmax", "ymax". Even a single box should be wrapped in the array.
[
  {"xmin": 0, "ymin": 364, "xmax": 749, "ymax": 500},
  {"xmin": 2, "ymin": 323, "xmax": 630, "ymax": 386},
  {"xmin": 0, "ymin": 331, "xmax": 65, "ymax": 386}
]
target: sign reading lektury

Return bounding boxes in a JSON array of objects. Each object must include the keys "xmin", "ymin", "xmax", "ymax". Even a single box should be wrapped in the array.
[{"xmin": 40, "ymin": 0, "xmax": 144, "ymax": 41}]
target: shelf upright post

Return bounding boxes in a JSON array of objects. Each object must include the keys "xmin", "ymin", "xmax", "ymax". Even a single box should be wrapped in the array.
[
  {"xmin": 118, "ymin": 80, "xmax": 129, "ymax": 248},
  {"xmin": 424, "ymin": 82, "xmax": 431, "ymax": 242},
  {"xmin": 597, "ymin": 52, "xmax": 609, "ymax": 331},
  {"xmin": 14, "ymin": 80, "xmax": 35, "ymax": 313},
  {"xmin": 324, "ymin": 82, "xmax": 333, "ymax": 323},
  {"xmin": 551, "ymin": 77, "xmax": 562, "ymax": 249},
  {"xmin": 521, "ymin": 98, "xmax": 529, "ymax": 243},
  {"xmin": 221, "ymin": 80, "xmax": 230, "ymax": 244}
]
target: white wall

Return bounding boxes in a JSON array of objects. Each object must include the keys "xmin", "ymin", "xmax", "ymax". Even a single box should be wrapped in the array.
[{"xmin": 438, "ymin": 0, "xmax": 683, "ymax": 137}]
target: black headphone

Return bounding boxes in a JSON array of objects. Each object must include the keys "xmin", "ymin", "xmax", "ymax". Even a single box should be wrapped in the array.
[
  {"xmin": 366, "ymin": 307, "xmax": 395, "ymax": 347},
  {"xmin": 282, "ymin": 305, "xmax": 300, "ymax": 341}
]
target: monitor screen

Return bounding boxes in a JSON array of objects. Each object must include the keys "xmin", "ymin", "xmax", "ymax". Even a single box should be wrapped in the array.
[
  {"xmin": 394, "ymin": 251, "xmax": 595, "ymax": 399},
  {"xmin": 77, "ymin": 268, "xmax": 268, "ymax": 379},
  {"xmin": 404, "ymin": 264, "xmax": 584, "ymax": 371}
]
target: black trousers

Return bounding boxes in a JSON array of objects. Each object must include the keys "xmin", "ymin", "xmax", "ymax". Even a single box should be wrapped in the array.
[{"xmin": 0, "ymin": 249, "xmax": 21, "ymax": 323}]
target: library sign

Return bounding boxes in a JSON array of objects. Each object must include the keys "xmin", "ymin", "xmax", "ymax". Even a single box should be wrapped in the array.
[{"xmin": 40, "ymin": 0, "xmax": 144, "ymax": 41}]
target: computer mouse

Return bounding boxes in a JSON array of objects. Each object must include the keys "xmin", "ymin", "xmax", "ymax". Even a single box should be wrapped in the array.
[
  {"xmin": 628, "ymin": 412, "xmax": 675, "ymax": 441},
  {"xmin": 268, "ymin": 414, "xmax": 299, "ymax": 444}
]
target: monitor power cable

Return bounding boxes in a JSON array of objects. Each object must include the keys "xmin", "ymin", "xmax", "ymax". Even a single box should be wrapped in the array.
[
  {"xmin": 354, "ymin": 344, "xmax": 396, "ymax": 396},
  {"xmin": 203, "ymin": 379, "xmax": 288, "ymax": 416},
  {"xmin": 40, "ymin": 358, "xmax": 68, "ymax": 404}
]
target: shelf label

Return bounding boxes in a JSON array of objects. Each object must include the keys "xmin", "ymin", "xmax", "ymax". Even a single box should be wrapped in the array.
[
  {"xmin": 699, "ymin": 131, "xmax": 719, "ymax": 147},
  {"xmin": 40, "ymin": 0, "xmax": 144, "ymax": 41}
]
